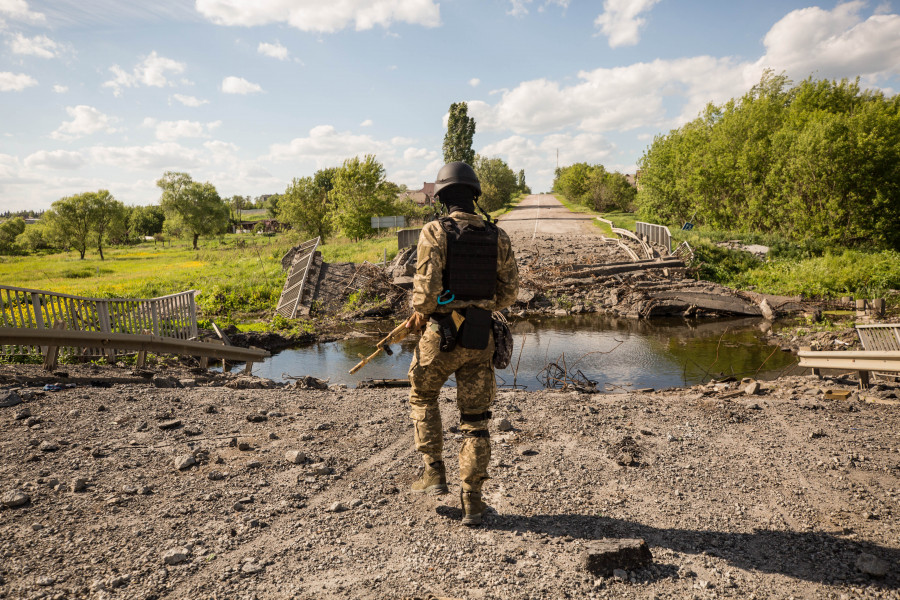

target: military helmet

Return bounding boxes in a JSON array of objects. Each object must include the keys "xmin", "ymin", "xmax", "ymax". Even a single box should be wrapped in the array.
[{"xmin": 434, "ymin": 161, "xmax": 481, "ymax": 198}]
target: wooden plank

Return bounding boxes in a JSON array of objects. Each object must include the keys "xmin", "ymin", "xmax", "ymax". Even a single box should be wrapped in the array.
[
  {"xmin": 798, "ymin": 350, "xmax": 900, "ymax": 373},
  {"xmin": 212, "ymin": 322, "xmax": 232, "ymax": 346},
  {"xmin": 0, "ymin": 327, "xmax": 270, "ymax": 362}
]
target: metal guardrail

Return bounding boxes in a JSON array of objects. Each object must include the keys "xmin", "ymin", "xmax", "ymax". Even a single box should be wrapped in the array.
[
  {"xmin": 275, "ymin": 237, "xmax": 320, "ymax": 319},
  {"xmin": 0, "ymin": 285, "xmax": 197, "ymax": 359},
  {"xmin": 636, "ymin": 222, "xmax": 672, "ymax": 254}
]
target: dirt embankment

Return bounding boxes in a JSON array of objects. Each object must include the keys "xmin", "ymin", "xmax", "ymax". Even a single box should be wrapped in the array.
[{"xmin": 1, "ymin": 363, "xmax": 899, "ymax": 599}]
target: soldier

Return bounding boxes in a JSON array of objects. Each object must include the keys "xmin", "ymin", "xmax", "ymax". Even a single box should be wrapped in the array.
[{"xmin": 404, "ymin": 161, "xmax": 519, "ymax": 526}]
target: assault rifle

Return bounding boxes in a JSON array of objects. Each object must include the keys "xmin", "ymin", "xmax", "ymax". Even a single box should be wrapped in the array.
[{"xmin": 349, "ymin": 321, "xmax": 411, "ymax": 374}]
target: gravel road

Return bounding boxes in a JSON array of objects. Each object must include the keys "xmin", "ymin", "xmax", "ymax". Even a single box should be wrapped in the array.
[
  {"xmin": 498, "ymin": 195, "xmax": 600, "ymax": 237},
  {"xmin": 1, "ymin": 363, "xmax": 898, "ymax": 599}
]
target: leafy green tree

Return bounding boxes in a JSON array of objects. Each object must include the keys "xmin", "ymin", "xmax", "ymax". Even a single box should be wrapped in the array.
[
  {"xmin": 43, "ymin": 193, "xmax": 97, "ymax": 259},
  {"xmin": 0, "ymin": 217, "xmax": 25, "ymax": 254},
  {"xmin": 265, "ymin": 194, "xmax": 281, "ymax": 219},
  {"xmin": 516, "ymin": 169, "xmax": 531, "ymax": 195},
  {"xmin": 157, "ymin": 171, "xmax": 230, "ymax": 249},
  {"xmin": 228, "ymin": 195, "xmax": 251, "ymax": 226},
  {"xmin": 130, "ymin": 204, "xmax": 165, "ymax": 237},
  {"xmin": 329, "ymin": 155, "xmax": 395, "ymax": 240},
  {"xmin": 16, "ymin": 223, "xmax": 50, "ymax": 253},
  {"xmin": 91, "ymin": 190, "xmax": 126, "ymax": 260},
  {"xmin": 280, "ymin": 172, "xmax": 335, "ymax": 241},
  {"xmin": 474, "ymin": 155, "xmax": 518, "ymax": 212},
  {"xmin": 443, "ymin": 102, "xmax": 476, "ymax": 165}
]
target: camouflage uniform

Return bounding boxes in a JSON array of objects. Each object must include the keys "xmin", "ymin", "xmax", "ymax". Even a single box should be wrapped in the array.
[{"xmin": 408, "ymin": 211, "xmax": 519, "ymax": 492}]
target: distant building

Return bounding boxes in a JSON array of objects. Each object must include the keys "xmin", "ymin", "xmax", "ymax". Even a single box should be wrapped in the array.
[{"xmin": 400, "ymin": 182, "xmax": 435, "ymax": 206}]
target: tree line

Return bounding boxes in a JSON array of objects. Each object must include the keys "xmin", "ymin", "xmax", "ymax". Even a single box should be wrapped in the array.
[
  {"xmin": 552, "ymin": 163, "xmax": 636, "ymax": 212},
  {"xmin": 2, "ymin": 101, "xmax": 529, "ymax": 258},
  {"xmin": 636, "ymin": 72, "xmax": 900, "ymax": 250}
]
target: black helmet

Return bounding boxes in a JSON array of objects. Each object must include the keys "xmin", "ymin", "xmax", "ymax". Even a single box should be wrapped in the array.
[{"xmin": 434, "ymin": 161, "xmax": 481, "ymax": 198}]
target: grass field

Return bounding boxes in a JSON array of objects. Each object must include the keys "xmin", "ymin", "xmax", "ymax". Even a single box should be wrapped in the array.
[{"xmin": 0, "ymin": 232, "xmax": 404, "ymax": 322}]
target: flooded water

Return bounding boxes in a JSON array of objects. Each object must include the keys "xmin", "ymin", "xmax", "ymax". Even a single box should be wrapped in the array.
[{"xmin": 238, "ymin": 315, "xmax": 798, "ymax": 391}]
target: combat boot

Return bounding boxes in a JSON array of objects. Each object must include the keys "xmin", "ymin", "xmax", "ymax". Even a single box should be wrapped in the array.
[
  {"xmin": 460, "ymin": 490, "xmax": 487, "ymax": 526},
  {"xmin": 411, "ymin": 460, "xmax": 448, "ymax": 495}
]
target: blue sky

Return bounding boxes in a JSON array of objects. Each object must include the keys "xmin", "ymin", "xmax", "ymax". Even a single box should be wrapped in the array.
[{"xmin": 1, "ymin": 0, "xmax": 899, "ymax": 211}]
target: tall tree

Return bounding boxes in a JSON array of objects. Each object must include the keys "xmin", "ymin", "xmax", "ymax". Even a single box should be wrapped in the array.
[
  {"xmin": 280, "ymin": 171, "xmax": 335, "ymax": 241},
  {"xmin": 329, "ymin": 155, "xmax": 395, "ymax": 240},
  {"xmin": 91, "ymin": 190, "xmax": 126, "ymax": 260},
  {"xmin": 157, "ymin": 172, "xmax": 230, "ymax": 249},
  {"xmin": 442, "ymin": 102, "xmax": 476, "ymax": 165},
  {"xmin": 43, "ymin": 193, "xmax": 96, "ymax": 259},
  {"xmin": 0, "ymin": 217, "xmax": 25, "ymax": 254},
  {"xmin": 130, "ymin": 204, "xmax": 165, "ymax": 237}
]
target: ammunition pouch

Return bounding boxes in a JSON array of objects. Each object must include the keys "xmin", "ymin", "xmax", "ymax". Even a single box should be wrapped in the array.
[
  {"xmin": 458, "ymin": 307, "xmax": 492, "ymax": 350},
  {"xmin": 430, "ymin": 313, "xmax": 458, "ymax": 352}
]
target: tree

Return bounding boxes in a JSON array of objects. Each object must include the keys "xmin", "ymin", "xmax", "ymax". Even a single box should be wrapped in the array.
[
  {"xmin": 130, "ymin": 204, "xmax": 165, "ymax": 237},
  {"xmin": 157, "ymin": 172, "xmax": 230, "ymax": 249},
  {"xmin": 280, "ymin": 172, "xmax": 335, "ymax": 241},
  {"xmin": 0, "ymin": 217, "xmax": 25, "ymax": 254},
  {"xmin": 474, "ymin": 155, "xmax": 518, "ymax": 212},
  {"xmin": 43, "ymin": 193, "xmax": 96, "ymax": 259},
  {"xmin": 516, "ymin": 169, "xmax": 531, "ymax": 195},
  {"xmin": 228, "ymin": 195, "xmax": 251, "ymax": 226},
  {"xmin": 91, "ymin": 190, "xmax": 126, "ymax": 260},
  {"xmin": 265, "ymin": 194, "xmax": 281, "ymax": 219},
  {"xmin": 16, "ymin": 223, "xmax": 50, "ymax": 253},
  {"xmin": 443, "ymin": 102, "xmax": 476, "ymax": 165},
  {"xmin": 329, "ymin": 155, "xmax": 395, "ymax": 240}
]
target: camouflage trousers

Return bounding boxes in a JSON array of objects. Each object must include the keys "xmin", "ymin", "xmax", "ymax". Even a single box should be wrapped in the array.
[{"xmin": 408, "ymin": 326, "xmax": 495, "ymax": 492}]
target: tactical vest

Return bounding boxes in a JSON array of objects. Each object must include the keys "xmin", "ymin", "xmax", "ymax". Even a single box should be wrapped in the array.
[{"xmin": 439, "ymin": 217, "xmax": 498, "ymax": 301}]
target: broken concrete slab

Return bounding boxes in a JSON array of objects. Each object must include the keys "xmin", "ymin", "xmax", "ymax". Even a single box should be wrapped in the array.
[{"xmin": 580, "ymin": 538, "xmax": 653, "ymax": 576}]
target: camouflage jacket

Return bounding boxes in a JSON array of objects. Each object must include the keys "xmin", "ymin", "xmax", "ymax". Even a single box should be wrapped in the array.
[{"xmin": 412, "ymin": 211, "xmax": 519, "ymax": 316}]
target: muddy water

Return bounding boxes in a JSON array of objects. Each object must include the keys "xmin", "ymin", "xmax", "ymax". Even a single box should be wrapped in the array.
[{"xmin": 240, "ymin": 315, "xmax": 798, "ymax": 391}]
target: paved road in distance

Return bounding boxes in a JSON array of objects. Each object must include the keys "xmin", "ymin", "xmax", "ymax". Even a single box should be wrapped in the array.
[{"xmin": 496, "ymin": 194, "xmax": 600, "ymax": 237}]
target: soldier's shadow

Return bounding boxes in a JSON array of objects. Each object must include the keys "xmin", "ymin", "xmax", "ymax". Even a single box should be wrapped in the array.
[{"xmin": 435, "ymin": 506, "xmax": 899, "ymax": 589}]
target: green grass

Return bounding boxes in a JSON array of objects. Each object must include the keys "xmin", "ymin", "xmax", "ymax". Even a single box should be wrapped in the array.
[{"xmin": 0, "ymin": 230, "xmax": 403, "ymax": 323}]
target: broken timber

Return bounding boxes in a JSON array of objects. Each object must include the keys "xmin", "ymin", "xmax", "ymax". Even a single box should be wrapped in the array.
[
  {"xmin": 798, "ymin": 349, "xmax": 900, "ymax": 389},
  {"xmin": 0, "ymin": 327, "xmax": 269, "ymax": 372}
]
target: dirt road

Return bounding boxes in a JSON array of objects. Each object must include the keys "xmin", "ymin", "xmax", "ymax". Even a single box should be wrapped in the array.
[
  {"xmin": 498, "ymin": 194, "xmax": 600, "ymax": 237},
  {"xmin": 1, "ymin": 363, "xmax": 898, "ymax": 599}
]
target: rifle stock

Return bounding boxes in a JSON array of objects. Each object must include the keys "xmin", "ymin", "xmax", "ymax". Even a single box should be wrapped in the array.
[{"xmin": 349, "ymin": 321, "xmax": 411, "ymax": 374}]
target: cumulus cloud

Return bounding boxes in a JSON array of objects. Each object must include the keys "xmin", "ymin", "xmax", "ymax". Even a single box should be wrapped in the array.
[
  {"xmin": 0, "ymin": 0, "xmax": 45, "ymax": 23},
  {"xmin": 88, "ymin": 142, "xmax": 204, "ymax": 171},
  {"xmin": 221, "ymin": 76, "xmax": 262, "ymax": 94},
  {"xmin": 594, "ymin": 0, "xmax": 660, "ymax": 48},
  {"xmin": 360, "ymin": 119, "xmax": 373, "ymax": 127},
  {"xmin": 757, "ymin": 1, "xmax": 900, "ymax": 81},
  {"xmin": 258, "ymin": 41, "xmax": 288, "ymax": 60},
  {"xmin": 9, "ymin": 33, "xmax": 60, "ymax": 58},
  {"xmin": 143, "ymin": 118, "xmax": 222, "ymax": 141},
  {"xmin": 24, "ymin": 149, "xmax": 87, "ymax": 170},
  {"xmin": 51, "ymin": 105, "xmax": 116, "ymax": 140},
  {"xmin": 52, "ymin": 84, "xmax": 68, "ymax": 93},
  {"xmin": 172, "ymin": 93, "xmax": 209, "ymax": 107},
  {"xmin": 469, "ymin": 78, "xmax": 480, "ymax": 87},
  {"xmin": 196, "ymin": 0, "xmax": 440, "ymax": 32},
  {"xmin": 103, "ymin": 51, "xmax": 186, "ymax": 97},
  {"xmin": 267, "ymin": 125, "xmax": 392, "ymax": 167},
  {"xmin": 0, "ymin": 71, "xmax": 37, "ymax": 91}
]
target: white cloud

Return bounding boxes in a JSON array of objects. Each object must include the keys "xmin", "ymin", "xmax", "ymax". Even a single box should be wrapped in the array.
[
  {"xmin": 143, "ymin": 118, "xmax": 222, "ymax": 141},
  {"xmin": 9, "ymin": 33, "xmax": 60, "ymax": 58},
  {"xmin": 24, "ymin": 149, "xmax": 87, "ymax": 170},
  {"xmin": 51, "ymin": 105, "xmax": 116, "ymax": 140},
  {"xmin": 360, "ymin": 119, "xmax": 373, "ymax": 127},
  {"xmin": 267, "ymin": 125, "xmax": 391, "ymax": 167},
  {"xmin": 594, "ymin": 0, "xmax": 660, "ymax": 48},
  {"xmin": 196, "ymin": 0, "xmax": 441, "ymax": 32},
  {"xmin": 52, "ymin": 84, "xmax": 68, "ymax": 93},
  {"xmin": 103, "ymin": 51, "xmax": 186, "ymax": 97},
  {"xmin": 172, "ymin": 93, "xmax": 209, "ymax": 107},
  {"xmin": 0, "ymin": 0, "xmax": 45, "ymax": 23},
  {"xmin": 221, "ymin": 76, "xmax": 262, "ymax": 94},
  {"xmin": 0, "ymin": 71, "xmax": 37, "ymax": 91},
  {"xmin": 258, "ymin": 41, "xmax": 288, "ymax": 60},
  {"xmin": 88, "ymin": 142, "xmax": 204, "ymax": 171},
  {"xmin": 756, "ymin": 2, "xmax": 900, "ymax": 81},
  {"xmin": 507, "ymin": 0, "xmax": 569, "ymax": 17},
  {"xmin": 469, "ymin": 78, "xmax": 480, "ymax": 87}
]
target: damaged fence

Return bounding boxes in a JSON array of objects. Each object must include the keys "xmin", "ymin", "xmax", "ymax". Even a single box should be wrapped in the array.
[{"xmin": 0, "ymin": 284, "xmax": 198, "ymax": 359}]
